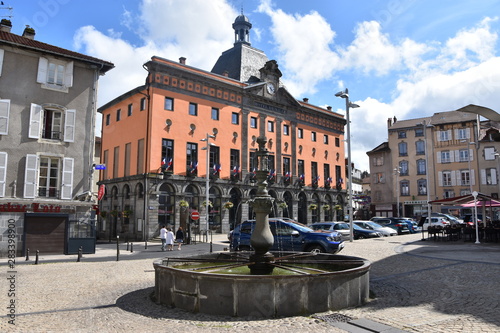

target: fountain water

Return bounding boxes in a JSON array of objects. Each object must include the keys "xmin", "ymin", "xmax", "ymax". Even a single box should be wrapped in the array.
[{"xmin": 153, "ymin": 136, "xmax": 371, "ymax": 317}]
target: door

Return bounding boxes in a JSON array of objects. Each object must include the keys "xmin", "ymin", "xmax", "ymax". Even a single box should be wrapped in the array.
[{"xmin": 25, "ymin": 214, "xmax": 67, "ymax": 255}]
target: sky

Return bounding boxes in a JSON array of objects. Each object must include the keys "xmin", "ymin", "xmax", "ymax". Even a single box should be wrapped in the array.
[{"xmin": 4, "ymin": 0, "xmax": 500, "ymax": 172}]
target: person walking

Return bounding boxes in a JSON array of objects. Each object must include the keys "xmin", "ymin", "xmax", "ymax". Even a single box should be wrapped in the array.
[
  {"xmin": 159, "ymin": 225, "xmax": 167, "ymax": 251},
  {"xmin": 166, "ymin": 228, "xmax": 175, "ymax": 251},
  {"xmin": 175, "ymin": 227, "xmax": 184, "ymax": 250}
]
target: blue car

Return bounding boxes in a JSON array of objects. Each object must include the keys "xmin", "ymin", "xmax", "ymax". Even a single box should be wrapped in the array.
[{"xmin": 229, "ymin": 218, "xmax": 344, "ymax": 254}]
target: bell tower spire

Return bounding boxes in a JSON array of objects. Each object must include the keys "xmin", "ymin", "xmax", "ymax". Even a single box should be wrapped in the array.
[{"xmin": 232, "ymin": 11, "xmax": 252, "ymax": 45}]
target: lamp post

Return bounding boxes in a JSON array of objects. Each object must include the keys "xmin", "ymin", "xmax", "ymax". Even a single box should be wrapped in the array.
[
  {"xmin": 422, "ymin": 120, "xmax": 431, "ymax": 241},
  {"xmin": 201, "ymin": 133, "xmax": 215, "ymax": 242},
  {"xmin": 394, "ymin": 167, "xmax": 400, "ymax": 217},
  {"xmin": 335, "ymin": 88, "xmax": 359, "ymax": 242},
  {"xmin": 472, "ymin": 191, "xmax": 480, "ymax": 244}
]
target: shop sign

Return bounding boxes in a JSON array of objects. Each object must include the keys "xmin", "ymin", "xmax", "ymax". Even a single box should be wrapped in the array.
[{"xmin": 0, "ymin": 202, "xmax": 62, "ymax": 213}]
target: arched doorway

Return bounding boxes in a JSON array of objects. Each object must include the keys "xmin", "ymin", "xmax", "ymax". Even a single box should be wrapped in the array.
[
  {"xmin": 297, "ymin": 192, "xmax": 307, "ymax": 224},
  {"xmin": 268, "ymin": 190, "xmax": 278, "ymax": 217},
  {"xmin": 311, "ymin": 193, "xmax": 320, "ymax": 223},
  {"xmin": 110, "ymin": 186, "xmax": 119, "ymax": 239},
  {"xmin": 283, "ymin": 191, "xmax": 293, "ymax": 218},
  {"xmin": 209, "ymin": 187, "xmax": 222, "ymax": 233},
  {"xmin": 228, "ymin": 188, "xmax": 242, "ymax": 230},
  {"xmin": 324, "ymin": 194, "xmax": 334, "ymax": 221},
  {"xmin": 248, "ymin": 189, "xmax": 257, "ymax": 220},
  {"xmin": 183, "ymin": 184, "xmax": 199, "ymax": 232},
  {"xmin": 158, "ymin": 183, "xmax": 175, "ymax": 227}
]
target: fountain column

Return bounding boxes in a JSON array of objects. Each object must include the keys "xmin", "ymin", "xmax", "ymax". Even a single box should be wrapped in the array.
[{"xmin": 248, "ymin": 136, "xmax": 275, "ymax": 274}]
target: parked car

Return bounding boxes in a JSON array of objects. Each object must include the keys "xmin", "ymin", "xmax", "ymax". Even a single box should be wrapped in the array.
[
  {"xmin": 369, "ymin": 217, "xmax": 410, "ymax": 234},
  {"xmin": 310, "ymin": 222, "xmax": 383, "ymax": 240},
  {"xmin": 229, "ymin": 218, "xmax": 344, "ymax": 254},
  {"xmin": 421, "ymin": 217, "xmax": 450, "ymax": 231},
  {"xmin": 354, "ymin": 220, "xmax": 397, "ymax": 236},
  {"xmin": 310, "ymin": 221, "xmax": 350, "ymax": 240},
  {"xmin": 399, "ymin": 217, "xmax": 420, "ymax": 233}
]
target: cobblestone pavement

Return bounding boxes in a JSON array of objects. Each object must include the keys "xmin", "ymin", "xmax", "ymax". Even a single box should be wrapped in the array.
[{"xmin": 2, "ymin": 233, "xmax": 499, "ymax": 332}]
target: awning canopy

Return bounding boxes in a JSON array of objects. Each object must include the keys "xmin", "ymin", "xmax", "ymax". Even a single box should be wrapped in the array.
[
  {"xmin": 461, "ymin": 199, "xmax": 500, "ymax": 207},
  {"xmin": 429, "ymin": 193, "xmax": 498, "ymax": 205}
]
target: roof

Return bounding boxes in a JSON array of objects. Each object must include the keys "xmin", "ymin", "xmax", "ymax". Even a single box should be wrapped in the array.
[
  {"xmin": 366, "ymin": 142, "xmax": 390, "ymax": 155},
  {"xmin": 429, "ymin": 193, "xmax": 497, "ymax": 205},
  {"xmin": 0, "ymin": 30, "xmax": 114, "ymax": 74},
  {"xmin": 211, "ymin": 42, "xmax": 268, "ymax": 82}
]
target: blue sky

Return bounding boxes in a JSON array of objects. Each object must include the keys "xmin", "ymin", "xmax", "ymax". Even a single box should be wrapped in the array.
[{"xmin": 5, "ymin": 0, "xmax": 500, "ymax": 171}]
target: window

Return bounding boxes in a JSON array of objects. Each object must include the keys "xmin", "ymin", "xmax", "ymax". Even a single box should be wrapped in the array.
[
  {"xmin": 211, "ymin": 108, "xmax": 219, "ymax": 120},
  {"xmin": 250, "ymin": 117, "xmax": 257, "ymax": 128},
  {"xmin": 140, "ymin": 97, "xmax": 146, "ymax": 111},
  {"xmin": 24, "ymin": 154, "xmax": 74, "ymax": 199},
  {"xmin": 297, "ymin": 160, "xmax": 305, "ymax": 181},
  {"xmin": 267, "ymin": 121, "xmax": 274, "ymax": 132},
  {"xmin": 106, "ymin": 114, "xmax": 110, "ymax": 126},
  {"xmin": 0, "ymin": 99, "xmax": 10, "ymax": 135},
  {"xmin": 113, "ymin": 146, "xmax": 119, "ymax": 178},
  {"xmin": 457, "ymin": 128, "xmax": 468, "ymax": 140},
  {"xmin": 323, "ymin": 135, "xmax": 328, "ymax": 144},
  {"xmin": 415, "ymin": 128, "xmax": 424, "ymax": 137},
  {"xmin": 459, "ymin": 149, "xmax": 469, "ymax": 162},
  {"xmin": 116, "ymin": 109, "xmax": 121, "ymax": 122},
  {"xmin": 323, "ymin": 163, "xmax": 331, "ymax": 186},
  {"xmin": 461, "ymin": 170, "xmax": 470, "ymax": 186},
  {"xmin": 484, "ymin": 147, "xmax": 496, "ymax": 160},
  {"xmin": 298, "ymin": 128, "xmax": 303, "ymax": 139},
  {"xmin": 267, "ymin": 154, "xmax": 275, "ymax": 173},
  {"xmin": 398, "ymin": 131, "xmax": 406, "ymax": 138},
  {"xmin": 186, "ymin": 142, "xmax": 198, "ymax": 176},
  {"xmin": 335, "ymin": 137, "xmax": 340, "ymax": 147},
  {"xmin": 231, "ymin": 112, "xmax": 239, "ymax": 125},
  {"xmin": 311, "ymin": 132, "xmax": 316, "ymax": 142},
  {"xmin": 230, "ymin": 149, "xmax": 240, "ymax": 180},
  {"xmin": 0, "ymin": 49, "xmax": 4, "ymax": 77},
  {"xmin": 37, "ymin": 57, "xmax": 73, "ymax": 92},
  {"xmin": 124, "ymin": 143, "xmax": 131, "ymax": 176},
  {"xmin": 0, "ymin": 152, "xmax": 6, "ymax": 197},
  {"xmin": 442, "ymin": 171, "xmax": 452, "ymax": 186},
  {"xmin": 440, "ymin": 151, "xmax": 451, "ymax": 163},
  {"xmin": 373, "ymin": 156, "xmax": 384, "ymax": 166},
  {"xmin": 189, "ymin": 103, "xmax": 197, "ymax": 116},
  {"xmin": 28, "ymin": 104, "xmax": 75, "ymax": 142},
  {"xmin": 209, "ymin": 145, "xmax": 220, "ymax": 176},
  {"xmin": 417, "ymin": 159, "xmax": 426, "ymax": 175},
  {"xmin": 375, "ymin": 172, "xmax": 385, "ymax": 183},
  {"xmin": 417, "ymin": 179, "xmax": 427, "ymax": 195},
  {"xmin": 398, "ymin": 142, "xmax": 407, "ymax": 156},
  {"xmin": 164, "ymin": 97, "xmax": 174, "ymax": 111},
  {"xmin": 127, "ymin": 104, "xmax": 133, "ymax": 116},
  {"xmin": 482, "ymin": 168, "xmax": 497, "ymax": 185},
  {"xmin": 460, "ymin": 189, "xmax": 471, "ymax": 196},
  {"xmin": 311, "ymin": 162, "xmax": 318, "ymax": 184},
  {"xmin": 443, "ymin": 190, "xmax": 455, "ymax": 198},
  {"xmin": 161, "ymin": 139, "xmax": 174, "ymax": 172},
  {"xmin": 249, "ymin": 152, "xmax": 257, "ymax": 173},
  {"xmin": 416, "ymin": 141, "xmax": 425, "ymax": 155},
  {"xmin": 399, "ymin": 161, "xmax": 408, "ymax": 176},
  {"xmin": 438, "ymin": 130, "xmax": 451, "ymax": 141},
  {"xmin": 283, "ymin": 157, "xmax": 291, "ymax": 176},
  {"xmin": 400, "ymin": 181, "xmax": 409, "ymax": 196},
  {"xmin": 283, "ymin": 124, "xmax": 289, "ymax": 135}
]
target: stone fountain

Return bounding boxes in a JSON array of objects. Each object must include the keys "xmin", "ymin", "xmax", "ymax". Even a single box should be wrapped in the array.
[{"xmin": 153, "ymin": 136, "xmax": 371, "ymax": 317}]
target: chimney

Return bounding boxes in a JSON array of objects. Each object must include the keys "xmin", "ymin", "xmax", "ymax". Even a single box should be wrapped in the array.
[
  {"xmin": 303, "ymin": 98, "xmax": 309, "ymax": 103},
  {"xmin": 327, "ymin": 106, "xmax": 332, "ymax": 111},
  {"xmin": 0, "ymin": 19, "xmax": 12, "ymax": 33},
  {"xmin": 387, "ymin": 118, "xmax": 393, "ymax": 128},
  {"xmin": 22, "ymin": 25, "xmax": 35, "ymax": 39},
  {"xmin": 179, "ymin": 57, "xmax": 186, "ymax": 64}
]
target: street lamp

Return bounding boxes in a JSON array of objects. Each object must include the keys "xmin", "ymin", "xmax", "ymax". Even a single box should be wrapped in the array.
[
  {"xmin": 201, "ymin": 133, "xmax": 215, "ymax": 242},
  {"xmin": 422, "ymin": 120, "xmax": 431, "ymax": 241},
  {"xmin": 394, "ymin": 167, "xmax": 400, "ymax": 217},
  {"xmin": 335, "ymin": 88, "xmax": 359, "ymax": 242},
  {"xmin": 472, "ymin": 191, "xmax": 481, "ymax": 244}
]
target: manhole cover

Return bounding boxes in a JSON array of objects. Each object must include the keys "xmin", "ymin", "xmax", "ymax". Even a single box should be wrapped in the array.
[{"xmin": 313, "ymin": 313, "xmax": 353, "ymax": 323}]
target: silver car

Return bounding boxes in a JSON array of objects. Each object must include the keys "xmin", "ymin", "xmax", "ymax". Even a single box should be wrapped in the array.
[{"xmin": 354, "ymin": 220, "xmax": 397, "ymax": 236}]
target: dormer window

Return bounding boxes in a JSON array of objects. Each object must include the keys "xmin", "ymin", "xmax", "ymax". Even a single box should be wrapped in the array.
[{"xmin": 37, "ymin": 57, "xmax": 73, "ymax": 92}]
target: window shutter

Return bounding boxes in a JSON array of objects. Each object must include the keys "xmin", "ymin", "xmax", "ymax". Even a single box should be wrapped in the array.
[
  {"xmin": 61, "ymin": 157, "xmax": 74, "ymax": 199},
  {"xmin": 29, "ymin": 103, "xmax": 42, "ymax": 139},
  {"xmin": 469, "ymin": 149, "xmax": 474, "ymax": 161},
  {"xmin": 64, "ymin": 61, "xmax": 73, "ymax": 88},
  {"xmin": 452, "ymin": 171, "xmax": 458, "ymax": 186},
  {"xmin": 437, "ymin": 152, "xmax": 441, "ymax": 163},
  {"xmin": 471, "ymin": 169, "xmax": 475, "ymax": 186},
  {"xmin": 454, "ymin": 129, "xmax": 458, "ymax": 139},
  {"xmin": 37, "ymin": 57, "xmax": 48, "ymax": 83},
  {"xmin": 0, "ymin": 99, "xmax": 10, "ymax": 135},
  {"xmin": 481, "ymin": 169, "xmax": 486, "ymax": 185},
  {"xmin": 492, "ymin": 168, "xmax": 497, "ymax": 185},
  {"xmin": 0, "ymin": 152, "xmax": 7, "ymax": 197},
  {"xmin": 24, "ymin": 154, "xmax": 38, "ymax": 198},
  {"xmin": 64, "ymin": 109, "xmax": 76, "ymax": 142},
  {"xmin": 449, "ymin": 151, "xmax": 455, "ymax": 163},
  {"xmin": 466, "ymin": 128, "xmax": 470, "ymax": 139},
  {"xmin": 447, "ymin": 130, "xmax": 452, "ymax": 140},
  {"xmin": 0, "ymin": 49, "xmax": 4, "ymax": 76},
  {"xmin": 437, "ymin": 132, "xmax": 442, "ymax": 142},
  {"xmin": 454, "ymin": 150, "xmax": 459, "ymax": 162},
  {"xmin": 438, "ymin": 171, "xmax": 443, "ymax": 186}
]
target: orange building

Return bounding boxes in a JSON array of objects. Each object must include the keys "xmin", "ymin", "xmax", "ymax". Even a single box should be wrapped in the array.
[{"xmin": 98, "ymin": 14, "xmax": 346, "ymax": 241}]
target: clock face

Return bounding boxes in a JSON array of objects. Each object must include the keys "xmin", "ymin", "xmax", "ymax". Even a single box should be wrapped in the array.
[{"xmin": 266, "ymin": 83, "xmax": 275, "ymax": 94}]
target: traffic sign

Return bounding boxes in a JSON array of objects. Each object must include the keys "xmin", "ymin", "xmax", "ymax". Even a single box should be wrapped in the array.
[{"xmin": 191, "ymin": 211, "xmax": 200, "ymax": 220}]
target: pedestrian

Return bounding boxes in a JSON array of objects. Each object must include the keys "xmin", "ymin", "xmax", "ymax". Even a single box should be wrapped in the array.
[
  {"xmin": 166, "ymin": 228, "xmax": 175, "ymax": 251},
  {"xmin": 160, "ymin": 225, "xmax": 167, "ymax": 251},
  {"xmin": 175, "ymin": 227, "xmax": 184, "ymax": 250}
]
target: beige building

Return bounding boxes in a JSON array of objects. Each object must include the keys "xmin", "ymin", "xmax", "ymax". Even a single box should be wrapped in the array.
[{"xmin": 368, "ymin": 105, "xmax": 500, "ymax": 219}]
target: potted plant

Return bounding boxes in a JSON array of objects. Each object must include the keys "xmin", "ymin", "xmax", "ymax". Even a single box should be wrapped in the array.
[
  {"xmin": 223, "ymin": 201, "xmax": 234, "ymax": 210},
  {"xmin": 334, "ymin": 205, "xmax": 342, "ymax": 211},
  {"xmin": 99, "ymin": 211, "xmax": 108, "ymax": 219},
  {"xmin": 202, "ymin": 200, "xmax": 213, "ymax": 208},
  {"xmin": 278, "ymin": 202, "xmax": 288, "ymax": 210},
  {"xmin": 322, "ymin": 204, "xmax": 330, "ymax": 211},
  {"xmin": 308, "ymin": 204, "xmax": 318, "ymax": 211},
  {"xmin": 110, "ymin": 210, "xmax": 119, "ymax": 217},
  {"xmin": 122, "ymin": 210, "xmax": 133, "ymax": 218},
  {"xmin": 179, "ymin": 200, "xmax": 189, "ymax": 208}
]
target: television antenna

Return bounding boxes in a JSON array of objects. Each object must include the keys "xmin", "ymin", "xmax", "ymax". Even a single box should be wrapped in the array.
[{"xmin": 0, "ymin": 2, "xmax": 13, "ymax": 19}]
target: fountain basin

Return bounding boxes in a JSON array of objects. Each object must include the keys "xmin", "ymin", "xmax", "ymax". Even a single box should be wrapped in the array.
[{"xmin": 153, "ymin": 252, "xmax": 370, "ymax": 318}]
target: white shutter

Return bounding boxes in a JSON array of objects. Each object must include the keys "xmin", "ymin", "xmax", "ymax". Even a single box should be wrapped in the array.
[
  {"xmin": 466, "ymin": 128, "xmax": 471, "ymax": 139},
  {"xmin": 437, "ymin": 152, "xmax": 442, "ymax": 163},
  {"xmin": 64, "ymin": 109, "xmax": 75, "ymax": 142},
  {"xmin": 64, "ymin": 61, "xmax": 73, "ymax": 88},
  {"xmin": 61, "ymin": 157, "xmax": 74, "ymax": 199},
  {"xmin": 0, "ymin": 49, "xmax": 4, "ymax": 76},
  {"xmin": 452, "ymin": 170, "xmax": 458, "ymax": 186},
  {"xmin": 0, "ymin": 152, "xmax": 7, "ymax": 197},
  {"xmin": 24, "ymin": 154, "xmax": 38, "ymax": 198},
  {"xmin": 438, "ymin": 171, "xmax": 443, "ymax": 186},
  {"xmin": 471, "ymin": 169, "xmax": 475, "ymax": 186},
  {"xmin": 450, "ymin": 151, "xmax": 455, "ymax": 163},
  {"xmin": 454, "ymin": 150, "xmax": 459, "ymax": 162},
  {"xmin": 37, "ymin": 57, "xmax": 48, "ymax": 83},
  {"xmin": 447, "ymin": 130, "xmax": 452, "ymax": 141},
  {"xmin": 469, "ymin": 149, "xmax": 474, "ymax": 161},
  {"xmin": 481, "ymin": 169, "xmax": 487, "ymax": 185},
  {"xmin": 454, "ymin": 129, "xmax": 458, "ymax": 140},
  {"xmin": 29, "ymin": 103, "xmax": 42, "ymax": 139},
  {"xmin": 492, "ymin": 168, "xmax": 497, "ymax": 185},
  {"xmin": 484, "ymin": 147, "xmax": 496, "ymax": 160},
  {"xmin": 0, "ymin": 99, "xmax": 10, "ymax": 135},
  {"xmin": 437, "ymin": 132, "xmax": 442, "ymax": 142}
]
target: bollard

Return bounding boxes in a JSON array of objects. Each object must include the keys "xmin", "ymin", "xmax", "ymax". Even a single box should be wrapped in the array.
[
  {"xmin": 26, "ymin": 248, "xmax": 30, "ymax": 261},
  {"xmin": 35, "ymin": 250, "xmax": 39, "ymax": 265},
  {"xmin": 126, "ymin": 241, "xmax": 129, "ymax": 251},
  {"xmin": 209, "ymin": 231, "xmax": 213, "ymax": 253},
  {"xmin": 130, "ymin": 242, "xmax": 133, "ymax": 253},
  {"xmin": 77, "ymin": 246, "xmax": 82, "ymax": 262},
  {"xmin": 145, "ymin": 240, "xmax": 147, "ymax": 250},
  {"xmin": 116, "ymin": 235, "xmax": 120, "ymax": 261}
]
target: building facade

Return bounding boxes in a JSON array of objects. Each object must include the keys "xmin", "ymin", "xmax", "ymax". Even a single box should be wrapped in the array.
[
  {"xmin": 97, "ymin": 14, "xmax": 348, "ymax": 241},
  {"xmin": 0, "ymin": 22, "xmax": 113, "ymax": 257},
  {"xmin": 368, "ymin": 106, "xmax": 500, "ymax": 219}
]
